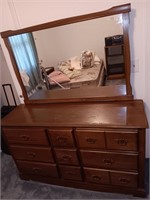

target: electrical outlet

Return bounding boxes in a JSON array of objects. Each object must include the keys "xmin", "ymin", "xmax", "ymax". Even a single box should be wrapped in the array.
[{"xmin": 131, "ymin": 59, "xmax": 139, "ymax": 73}]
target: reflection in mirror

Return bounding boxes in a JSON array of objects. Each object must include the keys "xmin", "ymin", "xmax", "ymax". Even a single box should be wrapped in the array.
[
  {"xmin": 1, "ymin": 4, "xmax": 132, "ymax": 103},
  {"xmin": 8, "ymin": 14, "xmax": 125, "ymax": 98}
]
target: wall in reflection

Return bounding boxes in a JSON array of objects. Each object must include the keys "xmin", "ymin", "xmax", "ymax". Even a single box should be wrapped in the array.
[{"xmin": 33, "ymin": 14, "xmax": 123, "ymax": 68}]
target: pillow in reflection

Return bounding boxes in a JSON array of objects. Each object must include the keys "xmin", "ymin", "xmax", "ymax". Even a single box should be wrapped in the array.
[{"xmin": 81, "ymin": 50, "xmax": 95, "ymax": 68}]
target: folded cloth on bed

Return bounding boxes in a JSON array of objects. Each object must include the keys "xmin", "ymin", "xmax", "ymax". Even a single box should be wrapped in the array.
[
  {"xmin": 58, "ymin": 61, "xmax": 82, "ymax": 79},
  {"xmin": 48, "ymin": 70, "xmax": 70, "ymax": 85},
  {"xmin": 69, "ymin": 56, "xmax": 82, "ymax": 70}
]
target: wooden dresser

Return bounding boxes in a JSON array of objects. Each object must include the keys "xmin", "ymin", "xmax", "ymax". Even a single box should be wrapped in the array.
[{"xmin": 1, "ymin": 100, "xmax": 148, "ymax": 197}]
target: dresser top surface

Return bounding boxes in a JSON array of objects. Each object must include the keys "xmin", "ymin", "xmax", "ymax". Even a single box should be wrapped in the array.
[{"xmin": 1, "ymin": 100, "xmax": 148, "ymax": 128}]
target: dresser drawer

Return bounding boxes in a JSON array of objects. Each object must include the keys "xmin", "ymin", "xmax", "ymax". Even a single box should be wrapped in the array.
[
  {"xmin": 10, "ymin": 145, "xmax": 54, "ymax": 163},
  {"xmin": 16, "ymin": 160, "xmax": 59, "ymax": 178},
  {"xmin": 105, "ymin": 130, "xmax": 138, "ymax": 151},
  {"xmin": 59, "ymin": 165, "xmax": 82, "ymax": 181},
  {"xmin": 80, "ymin": 150, "xmax": 138, "ymax": 171},
  {"xmin": 47, "ymin": 128, "xmax": 75, "ymax": 148},
  {"xmin": 75, "ymin": 129, "xmax": 105, "ymax": 149},
  {"xmin": 110, "ymin": 171, "xmax": 138, "ymax": 188},
  {"xmin": 3, "ymin": 128, "xmax": 48, "ymax": 146},
  {"xmin": 54, "ymin": 149, "xmax": 79, "ymax": 165},
  {"xmin": 84, "ymin": 167, "xmax": 110, "ymax": 185}
]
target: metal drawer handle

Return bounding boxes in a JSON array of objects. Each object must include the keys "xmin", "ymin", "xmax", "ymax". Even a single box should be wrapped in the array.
[
  {"xmin": 27, "ymin": 152, "xmax": 36, "ymax": 157},
  {"xmin": 86, "ymin": 138, "xmax": 96, "ymax": 144},
  {"xmin": 119, "ymin": 178, "xmax": 130, "ymax": 184},
  {"xmin": 115, "ymin": 138, "xmax": 128, "ymax": 146},
  {"xmin": 62, "ymin": 155, "xmax": 72, "ymax": 161},
  {"xmin": 92, "ymin": 175, "xmax": 102, "ymax": 181},
  {"xmin": 103, "ymin": 159, "xmax": 113, "ymax": 166},
  {"xmin": 20, "ymin": 135, "xmax": 30, "ymax": 141},
  {"xmin": 33, "ymin": 167, "xmax": 41, "ymax": 173},
  {"xmin": 57, "ymin": 136, "xmax": 67, "ymax": 143}
]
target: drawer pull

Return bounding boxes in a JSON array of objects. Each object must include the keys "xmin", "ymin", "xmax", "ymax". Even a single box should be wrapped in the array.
[
  {"xmin": 33, "ymin": 167, "xmax": 41, "ymax": 173},
  {"xmin": 67, "ymin": 171, "xmax": 75, "ymax": 176},
  {"xmin": 86, "ymin": 138, "xmax": 96, "ymax": 144},
  {"xmin": 92, "ymin": 175, "xmax": 102, "ymax": 181},
  {"xmin": 103, "ymin": 159, "xmax": 113, "ymax": 166},
  {"xmin": 56, "ymin": 136, "xmax": 67, "ymax": 144},
  {"xmin": 62, "ymin": 155, "xmax": 72, "ymax": 161},
  {"xmin": 115, "ymin": 138, "xmax": 128, "ymax": 146},
  {"xmin": 20, "ymin": 135, "xmax": 30, "ymax": 141},
  {"xmin": 119, "ymin": 178, "xmax": 130, "ymax": 184},
  {"xmin": 27, "ymin": 152, "xmax": 36, "ymax": 157}
]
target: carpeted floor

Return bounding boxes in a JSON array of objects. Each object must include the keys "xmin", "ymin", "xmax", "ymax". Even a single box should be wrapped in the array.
[{"xmin": 1, "ymin": 152, "xmax": 149, "ymax": 200}]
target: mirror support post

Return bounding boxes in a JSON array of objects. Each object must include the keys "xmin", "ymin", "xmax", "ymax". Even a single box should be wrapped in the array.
[{"xmin": 123, "ymin": 13, "xmax": 132, "ymax": 96}]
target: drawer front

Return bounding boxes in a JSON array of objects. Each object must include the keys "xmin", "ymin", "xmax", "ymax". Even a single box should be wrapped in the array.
[
  {"xmin": 84, "ymin": 167, "xmax": 110, "ymax": 185},
  {"xmin": 17, "ymin": 160, "xmax": 59, "ymax": 178},
  {"xmin": 3, "ymin": 128, "xmax": 48, "ymax": 146},
  {"xmin": 75, "ymin": 129, "xmax": 105, "ymax": 149},
  {"xmin": 47, "ymin": 128, "xmax": 74, "ymax": 148},
  {"xmin": 10, "ymin": 145, "xmax": 54, "ymax": 163},
  {"xmin": 80, "ymin": 150, "xmax": 138, "ymax": 171},
  {"xmin": 59, "ymin": 165, "xmax": 82, "ymax": 181},
  {"xmin": 110, "ymin": 171, "xmax": 138, "ymax": 188},
  {"xmin": 54, "ymin": 149, "xmax": 79, "ymax": 165},
  {"xmin": 105, "ymin": 130, "xmax": 138, "ymax": 151}
]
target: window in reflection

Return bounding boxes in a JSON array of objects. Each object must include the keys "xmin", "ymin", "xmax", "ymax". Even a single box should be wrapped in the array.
[{"xmin": 9, "ymin": 33, "xmax": 43, "ymax": 96}]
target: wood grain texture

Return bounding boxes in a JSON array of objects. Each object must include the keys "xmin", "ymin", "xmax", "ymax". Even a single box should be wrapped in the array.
[
  {"xmin": 1, "ymin": 100, "xmax": 148, "ymax": 128},
  {"xmin": 28, "ymin": 85, "xmax": 132, "ymax": 104}
]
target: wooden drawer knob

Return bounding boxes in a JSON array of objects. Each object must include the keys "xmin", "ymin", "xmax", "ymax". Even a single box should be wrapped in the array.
[
  {"xmin": 33, "ymin": 167, "xmax": 42, "ymax": 173},
  {"xmin": 92, "ymin": 175, "xmax": 102, "ymax": 181},
  {"xmin": 56, "ymin": 136, "xmax": 67, "ymax": 144},
  {"xmin": 67, "ymin": 171, "xmax": 75, "ymax": 176},
  {"xmin": 119, "ymin": 178, "xmax": 130, "ymax": 184},
  {"xmin": 62, "ymin": 155, "xmax": 72, "ymax": 161},
  {"xmin": 20, "ymin": 135, "xmax": 30, "ymax": 141},
  {"xmin": 103, "ymin": 158, "xmax": 113, "ymax": 166},
  {"xmin": 27, "ymin": 152, "xmax": 36, "ymax": 157},
  {"xmin": 115, "ymin": 138, "xmax": 128, "ymax": 146},
  {"xmin": 86, "ymin": 138, "xmax": 96, "ymax": 144}
]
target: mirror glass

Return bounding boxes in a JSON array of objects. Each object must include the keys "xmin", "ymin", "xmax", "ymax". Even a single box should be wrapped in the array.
[
  {"xmin": 2, "ymin": 4, "xmax": 132, "ymax": 103},
  {"xmin": 34, "ymin": 14, "xmax": 124, "ymax": 89}
]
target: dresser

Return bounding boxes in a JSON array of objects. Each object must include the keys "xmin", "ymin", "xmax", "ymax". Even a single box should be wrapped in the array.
[{"xmin": 1, "ymin": 100, "xmax": 148, "ymax": 197}]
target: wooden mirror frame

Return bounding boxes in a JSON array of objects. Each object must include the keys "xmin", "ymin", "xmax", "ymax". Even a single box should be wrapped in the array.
[{"xmin": 1, "ymin": 3, "xmax": 133, "ymax": 104}]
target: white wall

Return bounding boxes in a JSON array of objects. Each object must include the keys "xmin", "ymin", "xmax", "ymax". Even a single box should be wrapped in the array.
[
  {"xmin": 0, "ymin": 0, "xmax": 24, "ymax": 103},
  {"xmin": 33, "ymin": 16, "xmax": 122, "ymax": 68},
  {"xmin": 0, "ymin": 0, "xmax": 150, "ymax": 157},
  {"xmin": 0, "ymin": 46, "xmax": 20, "ymax": 106}
]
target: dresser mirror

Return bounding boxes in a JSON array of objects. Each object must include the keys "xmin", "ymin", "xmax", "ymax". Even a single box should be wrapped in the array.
[{"xmin": 1, "ymin": 3, "xmax": 132, "ymax": 104}]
